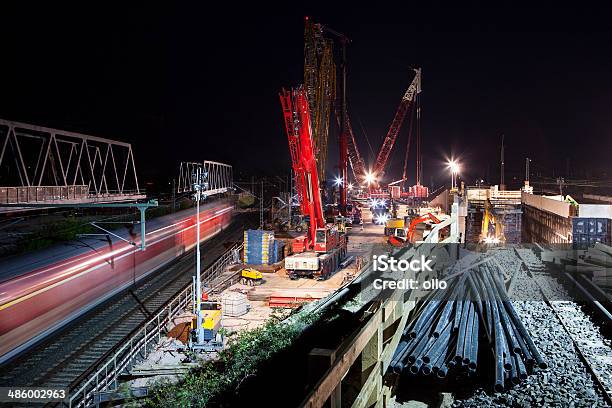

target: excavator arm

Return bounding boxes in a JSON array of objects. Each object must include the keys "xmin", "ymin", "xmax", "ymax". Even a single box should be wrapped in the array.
[{"xmin": 407, "ymin": 212, "xmax": 441, "ymax": 242}]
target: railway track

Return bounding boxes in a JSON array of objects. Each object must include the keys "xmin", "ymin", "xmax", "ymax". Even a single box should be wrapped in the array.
[
  {"xmin": 0, "ymin": 214, "xmax": 251, "ymax": 392},
  {"xmin": 515, "ymin": 247, "xmax": 612, "ymax": 406}
]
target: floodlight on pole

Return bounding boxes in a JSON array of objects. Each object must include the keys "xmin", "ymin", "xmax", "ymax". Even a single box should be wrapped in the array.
[
  {"xmin": 192, "ymin": 166, "xmax": 208, "ymax": 345},
  {"xmin": 364, "ymin": 171, "xmax": 375, "ymax": 185},
  {"xmin": 447, "ymin": 159, "xmax": 460, "ymax": 190}
]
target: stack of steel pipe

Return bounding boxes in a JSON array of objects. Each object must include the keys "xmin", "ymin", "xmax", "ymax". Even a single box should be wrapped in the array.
[{"xmin": 390, "ymin": 262, "xmax": 546, "ymax": 391}]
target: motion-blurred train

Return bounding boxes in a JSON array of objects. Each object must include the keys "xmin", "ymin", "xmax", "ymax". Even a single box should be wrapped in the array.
[{"xmin": 0, "ymin": 199, "xmax": 233, "ymax": 364}]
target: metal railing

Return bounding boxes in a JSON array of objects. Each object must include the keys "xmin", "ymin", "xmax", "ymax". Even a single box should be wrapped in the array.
[
  {"xmin": 0, "ymin": 119, "xmax": 141, "ymax": 197},
  {"xmin": 202, "ymin": 244, "xmax": 242, "ymax": 288},
  {"xmin": 0, "ymin": 186, "xmax": 145, "ymax": 204},
  {"xmin": 0, "ymin": 185, "xmax": 88, "ymax": 203},
  {"xmin": 67, "ymin": 242, "xmax": 243, "ymax": 408}
]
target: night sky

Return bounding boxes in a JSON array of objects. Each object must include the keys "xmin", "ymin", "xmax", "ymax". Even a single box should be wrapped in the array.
[{"xmin": 1, "ymin": 4, "xmax": 611, "ymax": 192}]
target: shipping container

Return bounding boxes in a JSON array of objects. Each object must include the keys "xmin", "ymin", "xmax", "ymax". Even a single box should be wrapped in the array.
[
  {"xmin": 572, "ymin": 217, "xmax": 611, "ymax": 249},
  {"xmin": 573, "ymin": 218, "xmax": 587, "ymax": 235}
]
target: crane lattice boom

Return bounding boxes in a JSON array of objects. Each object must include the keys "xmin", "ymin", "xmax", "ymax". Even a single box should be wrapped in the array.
[
  {"xmin": 372, "ymin": 68, "xmax": 421, "ymax": 181},
  {"xmin": 304, "ymin": 18, "xmax": 336, "ymax": 180},
  {"xmin": 279, "ymin": 87, "xmax": 326, "ymax": 247}
]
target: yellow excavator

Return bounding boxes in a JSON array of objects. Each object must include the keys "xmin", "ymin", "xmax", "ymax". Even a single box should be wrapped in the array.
[
  {"xmin": 482, "ymin": 201, "xmax": 503, "ymax": 244},
  {"xmin": 240, "ymin": 268, "xmax": 263, "ymax": 286}
]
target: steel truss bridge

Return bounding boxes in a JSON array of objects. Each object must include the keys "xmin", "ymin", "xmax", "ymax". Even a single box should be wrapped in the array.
[
  {"xmin": 177, "ymin": 161, "xmax": 233, "ymax": 197},
  {"xmin": 0, "ymin": 119, "xmax": 144, "ymax": 205}
]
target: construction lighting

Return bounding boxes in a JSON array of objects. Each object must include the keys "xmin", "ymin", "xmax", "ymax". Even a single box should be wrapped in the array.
[
  {"xmin": 348, "ymin": 183, "xmax": 354, "ymax": 190},
  {"xmin": 375, "ymin": 214, "xmax": 389, "ymax": 225},
  {"xmin": 335, "ymin": 176, "xmax": 343, "ymax": 186},
  {"xmin": 365, "ymin": 172, "xmax": 375, "ymax": 185},
  {"xmin": 447, "ymin": 159, "xmax": 460, "ymax": 190},
  {"xmin": 484, "ymin": 236, "xmax": 501, "ymax": 245},
  {"xmin": 447, "ymin": 159, "xmax": 460, "ymax": 174}
]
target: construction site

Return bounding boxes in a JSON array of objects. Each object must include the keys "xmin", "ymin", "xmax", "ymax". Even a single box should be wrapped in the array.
[{"xmin": 1, "ymin": 6, "xmax": 612, "ymax": 408}]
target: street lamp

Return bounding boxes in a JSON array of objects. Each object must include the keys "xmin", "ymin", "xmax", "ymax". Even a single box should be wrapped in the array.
[
  {"xmin": 192, "ymin": 166, "xmax": 208, "ymax": 345},
  {"xmin": 364, "ymin": 172, "xmax": 375, "ymax": 185},
  {"xmin": 447, "ymin": 159, "xmax": 460, "ymax": 190}
]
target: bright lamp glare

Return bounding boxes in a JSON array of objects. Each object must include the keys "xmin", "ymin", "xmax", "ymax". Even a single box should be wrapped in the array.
[
  {"xmin": 365, "ymin": 172, "xmax": 375, "ymax": 184},
  {"xmin": 483, "ymin": 236, "xmax": 500, "ymax": 245},
  {"xmin": 335, "ymin": 177, "xmax": 343, "ymax": 186},
  {"xmin": 348, "ymin": 183, "xmax": 353, "ymax": 190},
  {"xmin": 447, "ymin": 160, "xmax": 460, "ymax": 174},
  {"xmin": 375, "ymin": 214, "xmax": 389, "ymax": 225}
]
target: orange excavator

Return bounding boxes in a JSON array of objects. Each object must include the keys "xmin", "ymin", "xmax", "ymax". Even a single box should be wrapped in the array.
[{"xmin": 388, "ymin": 213, "xmax": 441, "ymax": 247}]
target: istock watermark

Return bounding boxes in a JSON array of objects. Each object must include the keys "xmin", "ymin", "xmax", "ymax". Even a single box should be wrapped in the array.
[
  {"xmin": 372, "ymin": 278, "xmax": 447, "ymax": 290},
  {"xmin": 372, "ymin": 254, "xmax": 433, "ymax": 272},
  {"xmin": 371, "ymin": 254, "xmax": 448, "ymax": 291}
]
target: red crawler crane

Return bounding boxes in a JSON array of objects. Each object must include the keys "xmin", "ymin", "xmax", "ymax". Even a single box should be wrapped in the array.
[
  {"xmin": 372, "ymin": 68, "xmax": 421, "ymax": 183},
  {"xmin": 280, "ymin": 86, "xmax": 344, "ymax": 251},
  {"xmin": 280, "ymin": 86, "xmax": 347, "ymax": 279},
  {"xmin": 336, "ymin": 68, "xmax": 421, "ymax": 191},
  {"xmin": 279, "ymin": 87, "xmax": 325, "ymax": 249},
  {"xmin": 341, "ymin": 68, "xmax": 421, "ymax": 189}
]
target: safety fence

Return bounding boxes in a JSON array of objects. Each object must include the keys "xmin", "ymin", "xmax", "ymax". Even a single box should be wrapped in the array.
[{"xmin": 66, "ymin": 243, "xmax": 242, "ymax": 408}]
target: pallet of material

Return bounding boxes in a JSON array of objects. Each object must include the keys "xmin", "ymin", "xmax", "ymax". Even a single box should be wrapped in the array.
[
  {"xmin": 269, "ymin": 295, "xmax": 321, "ymax": 308},
  {"xmin": 130, "ymin": 363, "xmax": 199, "ymax": 377},
  {"xmin": 242, "ymin": 263, "xmax": 283, "ymax": 273},
  {"xmin": 221, "ymin": 292, "xmax": 250, "ymax": 317},
  {"xmin": 247, "ymin": 287, "xmax": 332, "ymax": 302}
]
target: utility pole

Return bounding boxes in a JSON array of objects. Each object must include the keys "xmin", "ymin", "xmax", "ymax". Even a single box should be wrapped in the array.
[
  {"xmin": 557, "ymin": 177, "xmax": 565, "ymax": 196},
  {"xmin": 525, "ymin": 158, "xmax": 530, "ymax": 182},
  {"xmin": 500, "ymin": 134, "xmax": 505, "ymax": 190},
  {"xmin": 192, "ymin": 166, "xmax": 208, "ymax": 345},
  {"xmin": 260, "ymin": 179, "xmax": 264, "ymax": 229},
  {"xmin": 172, "ymin": 179, "xmax": 176, "ymax": 213}
]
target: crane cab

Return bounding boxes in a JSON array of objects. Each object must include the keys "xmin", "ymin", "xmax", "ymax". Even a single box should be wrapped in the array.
[
  {"xmin": 388, "ymin": 227, "xmax": 409, "ymax": 247},
  {"xmin": 314, "ymin": 225, "xmax": 339, "ymax": 253}
]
